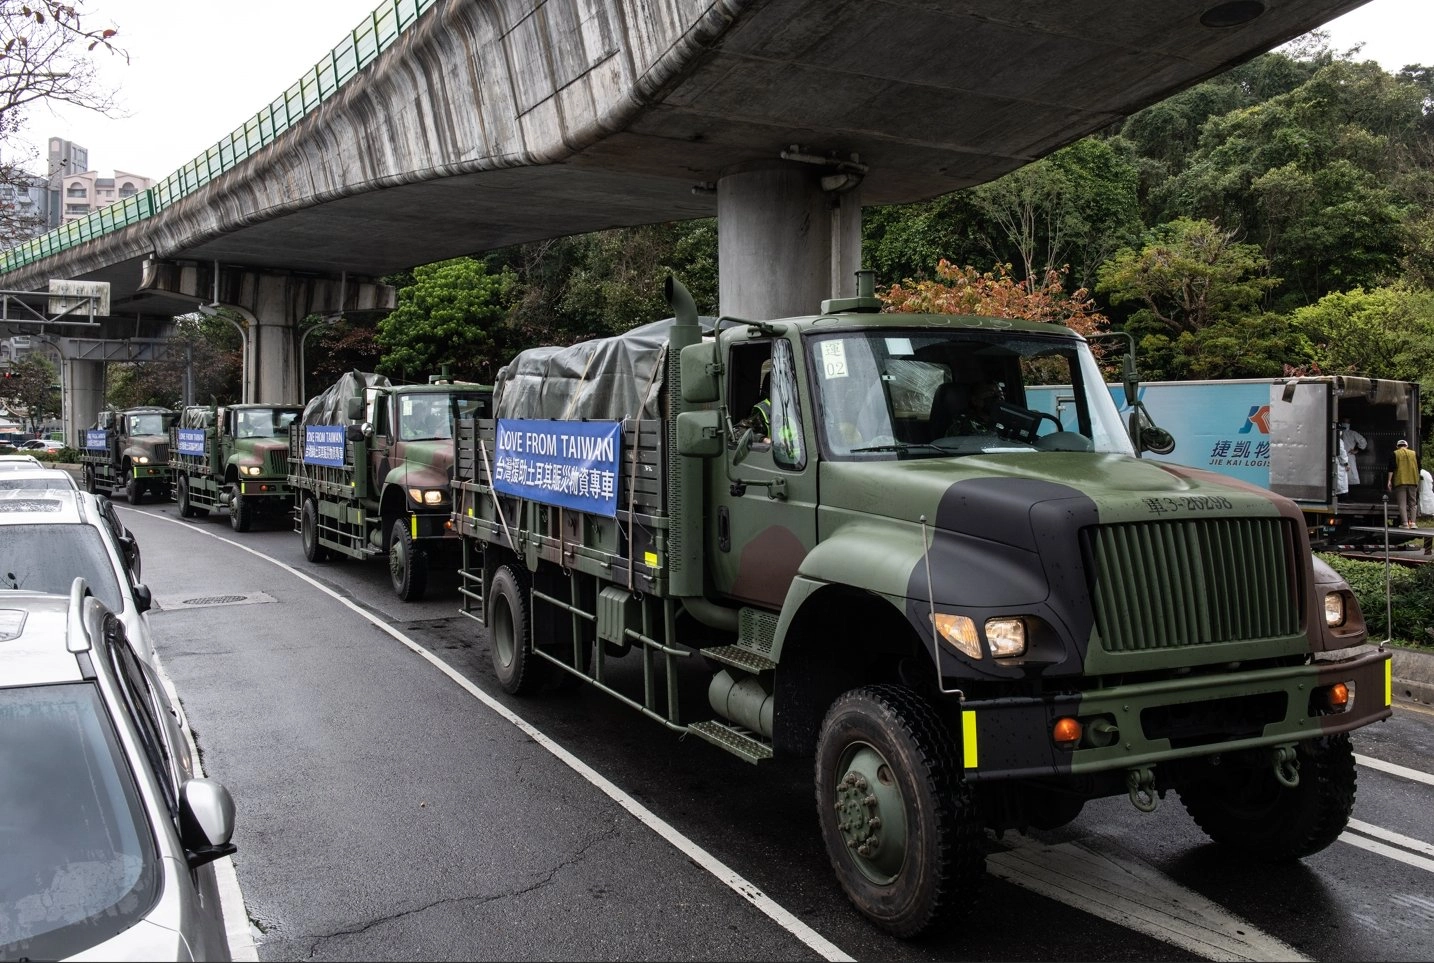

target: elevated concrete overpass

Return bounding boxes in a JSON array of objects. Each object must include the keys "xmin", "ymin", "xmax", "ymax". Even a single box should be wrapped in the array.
[{"xmin": 0, "ymin": 0, "xmax": 1369, "ymax": 424}]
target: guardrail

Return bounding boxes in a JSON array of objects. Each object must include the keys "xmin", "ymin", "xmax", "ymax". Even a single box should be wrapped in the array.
[{"xmin": 0, "ymin": 0, "xmax": 436, "ymax": 277}]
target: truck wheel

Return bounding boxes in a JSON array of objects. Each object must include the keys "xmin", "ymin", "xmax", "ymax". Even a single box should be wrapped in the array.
[
  {"xmin": 126, "ymin": 476, "xmax": 144, "ymax": 505},
  {"xmin": 488, "ymin": 564, "xmax": 547, "ymax": 695},
  {"xmin": 301, "ymin": 499, "xmax": 329, "ymax": 562},
  {"xmin": 177, "ymin": 476, "xmax": 197, "ymax": 518},
  {"xmin": 85, "ymin": 467, "xmax": 98, "ymax": 495},
  {"xmin": 815, "ymin": 684, "xmax": 984, "ymax": 938},
  {"xmin": 229, "ymin": 483, "xmax": 254, "ymax": 532},
  {"xmin": 388, "ymin": 517, "xmax": 428, "ymax": 601},
  {"xmin": 1178, "ymin": 734, "xmax": 1355, "ymax": 861}
]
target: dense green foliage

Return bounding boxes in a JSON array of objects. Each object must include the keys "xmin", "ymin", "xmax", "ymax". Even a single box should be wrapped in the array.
[{"xmin": 1318, "ymin": 553, "xmax": 1434, "ymax": 648}]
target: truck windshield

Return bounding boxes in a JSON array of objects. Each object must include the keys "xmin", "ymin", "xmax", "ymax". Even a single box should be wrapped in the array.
[
  {"xmin": 808, "ymin": 328, "xmax": 1133, "ymax": 458},
  {"xmin": 398, "ymin": 392, "xmax": 487, "ymax": 442},
  {"xmin": 125, "ymin": 414, "xmax": 166, "ymax": 436},
  {"xmin": 234, "ymin": 408, "xmax": 300, "ymax": 438}
]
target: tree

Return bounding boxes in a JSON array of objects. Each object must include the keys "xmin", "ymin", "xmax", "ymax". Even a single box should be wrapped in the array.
[
  {"xmin": 2, "ymin": 353, "xmax": 59, "ymax": 432},
  {"xmin": 376, "ymin": 257, "xmax": 514, "ymax": 383},
  {"xmin": 0, "ymin": 2, "xmax": 123, "ymax": 246},
  {"xmin": 1290, "ymin": 285, "xmax": 1434, "ymax": 393},
  {"xmin": 881, "ymin": 260, "xmax": 1109, "ymax": 337}
]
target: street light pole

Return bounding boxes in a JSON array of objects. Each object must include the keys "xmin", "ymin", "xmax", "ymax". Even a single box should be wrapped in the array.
[{"xmin": 300, "ymin": 315, "xmax": 342, "ymax": 403}]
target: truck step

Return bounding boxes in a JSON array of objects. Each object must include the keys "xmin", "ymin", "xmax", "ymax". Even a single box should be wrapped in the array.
[
  {"xmin": 702, "ymin": 645, "xmax": 776, "ymax": 673},
  {"xmin": 687, "ymin": 720, "xmax": 773, "ymax": 764}
]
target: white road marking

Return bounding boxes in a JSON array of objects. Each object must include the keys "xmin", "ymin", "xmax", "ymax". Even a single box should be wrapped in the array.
[
  {"xmin": 1347, "ymin": 819, "xmax": 1434, "ymax": 859},
  {"xmin": 989, "ymin": 834, "xmax": 1309, "ymax": 963},
  {"xmin": 1356, "ymin": 753, "xmax": 1434, "ymax": 787},
  {"xmin": 138, "ymin": 511, "xmax": 855, "ymax": 963},
  {"xmin": 1339, "ymin": 832, "xmax": 1434, "ymax": 875}
]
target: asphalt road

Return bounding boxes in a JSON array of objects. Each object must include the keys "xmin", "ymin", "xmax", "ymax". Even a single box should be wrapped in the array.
[{"xmin": 114, "ymin": 497, "xmax": 1434, "ymax": 963}]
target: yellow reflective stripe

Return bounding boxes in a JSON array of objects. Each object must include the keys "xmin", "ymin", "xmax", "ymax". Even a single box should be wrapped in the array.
[
  {"xmin": 1385, "ymin": 658, "xmax": 1393, "ymax": 707},
  {"xmin": 962, "ymin": 709, "xmax": 978, "ymax": 769},
  {"xmin": 411, "ymin": 514, "xmax": 418, "ymax": 539}
]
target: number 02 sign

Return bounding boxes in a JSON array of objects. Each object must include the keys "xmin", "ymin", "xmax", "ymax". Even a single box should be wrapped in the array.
[{"xmin": 820, "ymin": 341, "xmax": 849, "ymax": 379}]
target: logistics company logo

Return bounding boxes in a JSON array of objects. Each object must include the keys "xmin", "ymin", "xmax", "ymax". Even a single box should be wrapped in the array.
[
  {"xmin": 1240, "ymin": 404, "xmax": 1271, "ymax": 434},
  {"xmin": 492, "ymin": 418, "xmax": 621, "ymax": 518}
]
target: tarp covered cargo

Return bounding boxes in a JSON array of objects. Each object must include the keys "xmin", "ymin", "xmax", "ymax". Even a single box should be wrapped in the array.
[
  {"xmin": 493, "ymin": 316, "xmax": 718, "ymax": 422},
  {"xmin": 302, "ymin": 371, "xmax": 391, "ymax": 425},
  {"xmin": 179, "ymin": 406, "xmax": 215, "ymax": 429}
]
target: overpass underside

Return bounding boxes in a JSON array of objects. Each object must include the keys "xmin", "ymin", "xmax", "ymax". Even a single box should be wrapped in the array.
[{"xmin": 0, "ymin": 0, "xmax": 1371, "ymax": 411}]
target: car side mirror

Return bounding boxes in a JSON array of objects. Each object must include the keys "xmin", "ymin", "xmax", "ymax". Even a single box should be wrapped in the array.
[
  {"xmin": 132, "ymin": 583, "xmax": 152, "ymax": 614},
  {"xmin": 179, "ymin": 778, "xmax": 237, "ymax": 869}
]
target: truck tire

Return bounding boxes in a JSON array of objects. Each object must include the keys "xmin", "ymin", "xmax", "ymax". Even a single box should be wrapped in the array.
[
  {"xmin": 85, "ymin": 466, "xmax": 98, "ymax": 495},
  {"xmin": 229, "ymin": 483, "xmax": 254, "ymax": 532},
  {"xmin": 815, "ymin": 684, "xmax": 984, "ymax": 938},
  {"xmin": 301, "ymin": 498, "xmax": 329, "ymax": 562},
  {"xmin": 488, "ymin": 563, "xmax": 548, "ymax": 695},
  {"xmin": 388, "ymin": 516, "xmax": 428, "ymax": 601},
  {"xmin": 177, "ymin": 475, "xmax": 197, "ymax": 518},
  {"xmin": 1177, "ymin": 734, "xmax": 1356, "ymax": 861},
  {"xmin": 126, "ymin": 476, "xmax": 144, "ymax": 505}
]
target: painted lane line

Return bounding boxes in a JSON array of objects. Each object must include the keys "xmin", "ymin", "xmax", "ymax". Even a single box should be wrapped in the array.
[
  {"xmin": 138, "ymin": 511, "xmax": 855, "ymax": 963},
  {"xmin": 1345, "ymin": 819, "xmax": 1434, "ymax": 859},
  {"xmin": 1339, "ymin": 832, "xmax": 1434, "ymax": 875},
  {"xmin": 1355, "ymin": 753, "xmax": 1434, "ymax": 787},
  {"xmin": 989, "ymin": 835, "xmax": 1309, "ymax": 963}
]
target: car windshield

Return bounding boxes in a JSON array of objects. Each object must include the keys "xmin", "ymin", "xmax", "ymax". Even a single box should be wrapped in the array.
[
  {"xmin": 234, "ymin": 407, "xmax": 300, "ymax": 438},
  {"xmin": 807, "ymin": 328, "xmax": 1134, "ymax": 459},
  {"xmin": 0, "ymin": 683, "xmax": 159, "ymax": 961},
  {"xmin": 0, "ymin": 524, "xmax": 124, "ymax": 612},
  {"xmin": 125, "ymin": 414, "xmax": 166, "ymax": 436},
  {"xmin": 398, "ymin": 392, "xmax": 486, "ymax": 442}
]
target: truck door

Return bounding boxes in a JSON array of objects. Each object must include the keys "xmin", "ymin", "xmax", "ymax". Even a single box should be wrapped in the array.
[
  {"xmin": 1270, "ymin": 379, "xmax": 1334, "ymax": 506},
  {"xmin": 709, "ymin": 336, "xmax": 818, "ymax": 610},
  {"xmin": 367, "ymin": 389, "xmax": 393, "ymax": 494}
]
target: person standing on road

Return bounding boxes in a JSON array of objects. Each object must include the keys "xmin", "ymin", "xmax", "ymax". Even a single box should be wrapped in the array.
[
  {"xmin": 1386, "ymin": 439, "xmax": 1420, "ymax": 528},
  {"xmin": 1334, "ymin": 419, "xmax": 1368, "ymax": 495}
]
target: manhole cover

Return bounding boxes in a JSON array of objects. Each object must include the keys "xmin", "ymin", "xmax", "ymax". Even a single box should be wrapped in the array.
[
  {"xmin": 183, "ymin": 595, "xmax": 248, "ymax": 605},
  {"xmin": 152, "ymin": 591, "xmax": 276, "ymax": 611}
]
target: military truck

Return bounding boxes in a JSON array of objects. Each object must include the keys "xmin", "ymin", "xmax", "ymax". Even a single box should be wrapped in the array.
[
  {"xmin": 170, "ymin": 403, "xmax": 303, "ymax": 531},
  {"xmin": 288, "ymin": 371, "xmax": 491, "ymax": 601},
  {"xmin": 451, "ymin": 274, "xmax": 1392, "ymax": 937},
  {"xmin": 80, "ymin": 406, "xmax": 176, "ymax": 504}
]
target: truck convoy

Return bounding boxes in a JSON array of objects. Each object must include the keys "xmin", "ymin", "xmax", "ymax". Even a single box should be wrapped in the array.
[
  {"xmin": 170, "ymin": 403, "xmax": 303, "ymax": 531},
  {"xmin": 288, "ymin": 371, "xmax": 491, "ymax": 601},
  {"xmin": 1028, "ymin": 376, "xmax": 1422, "ymax": 540},
  {"xmin": 80, "ymin": 406, "xmax": 176, "ymax": 504},
  {"xmin": 450, "ymin": 274, "xmax": 1391, "ymax": 937}
]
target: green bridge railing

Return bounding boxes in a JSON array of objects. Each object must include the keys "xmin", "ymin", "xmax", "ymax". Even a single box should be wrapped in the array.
[{"xmin": 0, "ymin": 0, "xmax": 437, "ymax": 276}]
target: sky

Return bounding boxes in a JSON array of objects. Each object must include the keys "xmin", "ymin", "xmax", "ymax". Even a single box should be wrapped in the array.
[{"xmin": 10, "ymin": 0, "xmax": 1434, "ymax": 183}]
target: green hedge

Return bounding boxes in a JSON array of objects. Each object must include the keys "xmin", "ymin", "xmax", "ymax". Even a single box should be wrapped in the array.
[{"xmin": 1317, "ymin": 553, "xmax": 1434, "ymax": 648}]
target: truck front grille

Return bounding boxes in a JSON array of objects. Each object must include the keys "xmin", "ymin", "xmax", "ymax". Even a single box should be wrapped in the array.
[
  {"xmin": 151, "ymin": 443, "xmax": 169, "ymax": 462},
  {"xmin": 265, "ymin": 450, "xmax": 287, "ymax": 476},
  {"xmin": 1083, "ymin": 517, "xmax": 1302, "ymax": 652}
]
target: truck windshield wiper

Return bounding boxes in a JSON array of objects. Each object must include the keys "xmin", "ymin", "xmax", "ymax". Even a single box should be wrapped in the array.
[{"xmin": 849, "ymin": 442, "xmax": 952, "ymax": 456}]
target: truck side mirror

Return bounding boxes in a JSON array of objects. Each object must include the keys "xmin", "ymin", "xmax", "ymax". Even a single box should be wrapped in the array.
[
  {"xmin": 344, "ymin": 396, "xmax": 365, "ymax": 421},
  {"xmin": 1129, "ymin": 405, "xmax": 1176, "ymax": 456},
  {"xmin": 676, "ymin": 410, "xmax": 723, "ymax": 458},
  {"xmin": 680, "ymin": 342, "xmax": 722, "ymax": 404},
  {"xmin": 1122, "ymin": 353, "xmax": 1138, "ymax": 409}
]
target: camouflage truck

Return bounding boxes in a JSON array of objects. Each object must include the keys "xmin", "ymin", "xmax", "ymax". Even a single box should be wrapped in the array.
[
  {"xmin": 170, "ymin": 403, "xmax": 303, "ymax": 531},
  {"xmin": 80, "ymin": 406, "xmax": 176, "ymax": 504},
  {"xmin": 288, "ymin": 371, "xmax": 491, "ymax": 601},
  {"xmin": 452, "ymin": 274, "xmax": 1392, "ymax": 937}
]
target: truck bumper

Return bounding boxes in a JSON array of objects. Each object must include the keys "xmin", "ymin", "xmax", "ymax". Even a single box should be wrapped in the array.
[
  {"xmin": 132, "ymin": 465, "xmax": 167, "ymax": 480},
  {"xmin": 411, "ymin": 511, "xmax": 456, "ymax": 542},
  {"xmin": 236, "ymin": 479, "xmax": 293, "ymax": 499},
  {"xmin": 955, "ymin": 647, "xmax": 1391, "ymax": 781}
]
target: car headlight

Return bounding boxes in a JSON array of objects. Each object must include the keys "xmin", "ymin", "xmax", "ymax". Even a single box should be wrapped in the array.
[
  {"xmin": 985, "ymin": 617, "xmax": 1028, "ymax": 658},
  {"xmin": 134, "ymin": 455, "xmax": 148, "ymax": 464},
  {"xmin": 407, "ymin": 488, "xmax": 445, "ymax": 506},
  {"xmin": 240, "ymin": 464, "xmax": 263, "ymax": 476},
  {"xmin": 1324, "ymin": 592, "xmax": 1346, "ymax": 628}
]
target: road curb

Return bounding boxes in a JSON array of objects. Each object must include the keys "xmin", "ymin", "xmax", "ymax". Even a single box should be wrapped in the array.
[{"xmin": 1390, "ymin": 644, "xmax": 1434, "ymax": 707}]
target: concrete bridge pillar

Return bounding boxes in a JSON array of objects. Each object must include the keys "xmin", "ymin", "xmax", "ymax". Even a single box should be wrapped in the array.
[
  {"xmin": 716, "ymin": 162, "xmax": 863, "ymax": 320},
  {"xmin": 62, "ymin": 356, "xmax": 105, "ymax": 448}
]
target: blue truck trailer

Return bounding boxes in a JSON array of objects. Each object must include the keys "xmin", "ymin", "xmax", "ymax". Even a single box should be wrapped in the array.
[{"xmin": 1028, "ymin": 376, "xmax": 1421, "ymax": 540}]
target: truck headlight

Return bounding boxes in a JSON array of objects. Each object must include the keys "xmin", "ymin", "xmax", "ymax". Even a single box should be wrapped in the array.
[
  {"xmin": 932, "ymin": 613, "xmax": 981, "ymax": 660},
  {"xmin": 134, "ymin": 455, "xmax": 149, "ymax": 464},
  {"xmin": 408, "ymin": 488, "xmax": 445, "ymax": 506},
  {"xmin": 240, "ymin": 465, "xmax": 263, "ymax": 476},
  {"xmin": 1324, "ymin": 592, "xmax": 1346, "ymax": 628},
  {"xmin": 986, "ymin": 617, "xmax": 1028, "ymax": 658}
]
